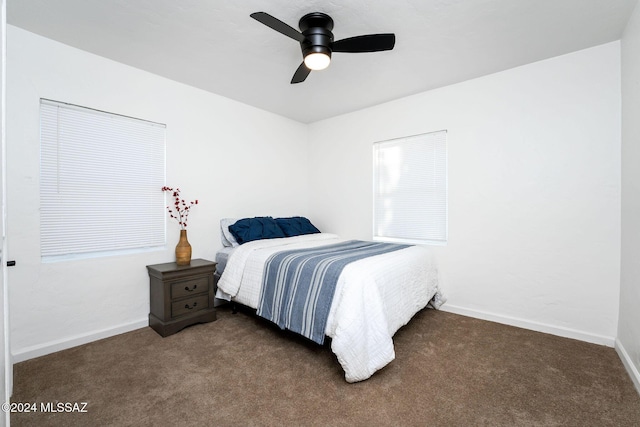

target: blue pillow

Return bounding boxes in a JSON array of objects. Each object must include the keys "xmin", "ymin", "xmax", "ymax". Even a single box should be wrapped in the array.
[
  {"xmin": 228, "ymin": 217, "xmax": 286, "ymax": 244},
  {"xmin": 275, "ymin": 216, "xmax": 321, "ymax": 237}
]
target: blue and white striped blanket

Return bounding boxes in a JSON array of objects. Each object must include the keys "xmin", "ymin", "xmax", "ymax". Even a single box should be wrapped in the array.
[{"xmin": 257, "ymin": 240, "xmax": 409, "ymax": 344}]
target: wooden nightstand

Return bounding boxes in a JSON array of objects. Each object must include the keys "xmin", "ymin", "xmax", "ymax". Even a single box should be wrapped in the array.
[{"xmin": 147, "ymin": 259, "xmax": 217, "ymax": 337}]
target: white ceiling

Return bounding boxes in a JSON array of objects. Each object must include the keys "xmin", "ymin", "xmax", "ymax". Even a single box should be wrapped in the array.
[{"xmin": 7, "ymin": 0, "xmax": 639, "ymax": 123}]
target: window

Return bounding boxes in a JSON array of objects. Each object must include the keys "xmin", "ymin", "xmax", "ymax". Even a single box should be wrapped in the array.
[
  {"xmin": 40, "ymin": 99, "xmax": 166, "ymax": 260},
  {"xmin": 373, "ymin": 130, "xmax": 447, "ymax": 245}
]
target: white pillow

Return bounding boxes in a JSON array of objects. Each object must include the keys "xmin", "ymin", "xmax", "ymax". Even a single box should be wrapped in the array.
[{"xmin": 220, "ymin": 218, "xmax": 239, "ymax": 247}]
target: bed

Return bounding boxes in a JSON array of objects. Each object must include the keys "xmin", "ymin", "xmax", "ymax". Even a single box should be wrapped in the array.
[{"xmin": 215, "ymin": 217, "xmax": 445, "ymax": 382}]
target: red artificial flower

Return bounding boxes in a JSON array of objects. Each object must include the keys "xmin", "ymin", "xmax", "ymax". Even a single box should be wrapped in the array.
[{"xmin": 162, "ymin": 186, "xmax": 199, "ymax": 230}]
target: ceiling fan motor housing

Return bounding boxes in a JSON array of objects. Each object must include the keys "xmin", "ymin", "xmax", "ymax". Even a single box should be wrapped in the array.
[{"xmin": 299, "ymin": 12, "xmax": 334, "ymax": 60}]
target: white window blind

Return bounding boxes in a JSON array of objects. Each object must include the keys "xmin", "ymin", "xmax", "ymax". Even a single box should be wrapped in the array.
[
  {"xmin": 40, "ymin": 99, "xmax": 166, "ymax": 259},
  {"xmin": 373, "ymin": 130, "xmax": 447, "ymax": 245}
]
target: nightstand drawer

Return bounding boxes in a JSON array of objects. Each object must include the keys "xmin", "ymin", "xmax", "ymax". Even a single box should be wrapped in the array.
[
  {"xmin": 171, "ymin": 276, "xmax": 209, "ymax": 300},
  {"xmin": 172, "ymin": 294, "xmax": 209, "ymax": 318}
]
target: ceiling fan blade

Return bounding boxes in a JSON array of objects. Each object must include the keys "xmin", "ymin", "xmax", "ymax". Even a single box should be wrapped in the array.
[
  {"xmin": 291, "ymin": 62, "xmax": 311, "ymax": 84},
  {"xmin": 250, "ymin": 12, "xmax": 305, "ymax": 42},
  {"xmin": 332, "ymin": 34, "xmax": 396, "ymax": 53}
]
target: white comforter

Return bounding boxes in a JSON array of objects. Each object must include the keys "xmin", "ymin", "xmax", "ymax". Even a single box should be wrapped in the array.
[{"xmin": 217, "ymin": 233, "xmax": 444, "ymax": 382}]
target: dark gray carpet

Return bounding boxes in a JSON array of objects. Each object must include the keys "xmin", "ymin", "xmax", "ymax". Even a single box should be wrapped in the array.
[{"xmin": 11, "ymin": 306, "xmax": 640, "ymax": 426}]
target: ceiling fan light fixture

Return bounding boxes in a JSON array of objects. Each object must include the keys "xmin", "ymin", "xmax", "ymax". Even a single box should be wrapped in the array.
[
  {"xmin": 304, "ymin": 52, "xmax": 331, "ymax": 70},
  {"xmin": 250, "ymin": 11, "xmax": 395, "ymax": 83}
]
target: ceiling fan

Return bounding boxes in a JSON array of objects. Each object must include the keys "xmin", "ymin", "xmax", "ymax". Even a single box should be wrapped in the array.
[{"xmin": 250, "ymin": 11, "xmax": 396, "ymax": 84}]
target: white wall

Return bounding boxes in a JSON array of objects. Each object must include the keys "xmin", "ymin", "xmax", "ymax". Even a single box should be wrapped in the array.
[
  {"xmin": 619, "ymin": 1, "xmax": 640, "ymax": 393},
  {"xmin": 1, "ymin": 1, "xmax": 9, "ymax": 424},
  {"xmin": 308, "ymin": 42, "xmax": 621, "ymax": 345},
  {"xmin": 6, "ymin": 25, "xmax": 310, "ymax": 361}
]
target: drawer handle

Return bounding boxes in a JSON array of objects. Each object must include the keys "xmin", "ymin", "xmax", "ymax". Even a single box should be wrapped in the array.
[
  {"xmin": 184, "ymin": 285, "xmax": 197, "ymax": 292},
  {"xmin": 184, "ymin": 302, "xmax": 198, "ymax": 310}
]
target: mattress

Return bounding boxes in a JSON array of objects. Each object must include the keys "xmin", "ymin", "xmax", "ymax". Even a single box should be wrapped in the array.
[
  {"xmin": 214, "ymin": 246, "xmax": 235, "ymax": 275},
  {"xmin": 215, "ymin": 233, "xmax": 444, "ymax": 382}
]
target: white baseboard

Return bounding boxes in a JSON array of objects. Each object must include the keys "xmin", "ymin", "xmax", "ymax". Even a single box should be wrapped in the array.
[
  {"xmin": 440, "ymin": 304, "xmax": 616, "ymax": 347},
  {"xmin": 12, "ymin": 318, "xmax": 148, "ymax": 363},
  {"xmin": 615, "ymin": 339, "xmax": 640, "ymax": 396}
]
